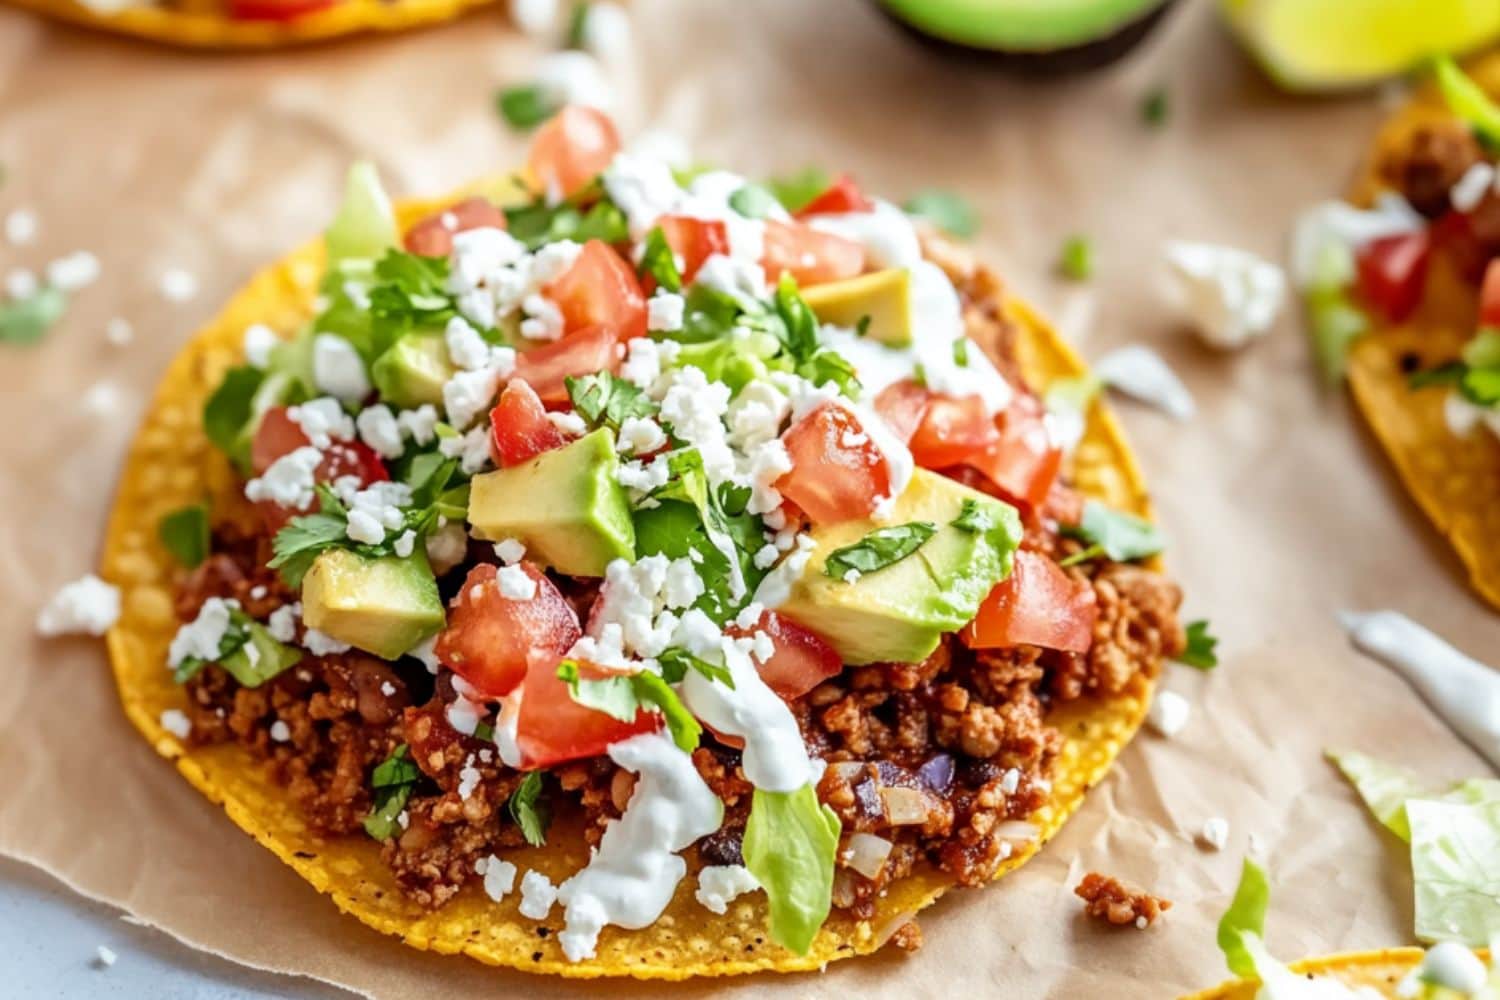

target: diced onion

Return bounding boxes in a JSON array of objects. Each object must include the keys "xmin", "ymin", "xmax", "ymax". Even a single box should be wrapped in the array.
[
  {"xmin": 843, "ymin": 832, "xmax": 893, "ymax": 880},
  {"xmin": 994, "ymin": 820, "xmax": 1039, "ymax": 844},
  {"xmin": 831, "ymin": 869, "xmax": 859, "ymax": 909},
  {"xmin": 830, "ymin": 761, "xmax": 867, "ymax": 782},
  {"xmin": 879, "ymin": 786, "xmax": 931, "ymax": 826}
]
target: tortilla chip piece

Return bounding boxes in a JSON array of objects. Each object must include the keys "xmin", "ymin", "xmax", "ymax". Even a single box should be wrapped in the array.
[
  {"xmin": 3, "ymin": 0, "xmax": 498, "ymax": 49},
  {"xmin": 1342, "ymin": 56, "xmax": 1500, "ymax": 611},
  {"xmin": 1179, "ymin": 947, "xmax": 1493, "ymax": 999},
  {"xmin": 101, "ymin": 184, "xmax": 1159, "ymax": 978}
]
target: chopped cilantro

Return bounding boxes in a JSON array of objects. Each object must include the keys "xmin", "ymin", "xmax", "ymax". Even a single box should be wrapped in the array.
[
  {"xmin": 171, "ymin": 608, "xmax": 253, "ymax": 684},
  {"xmin": 1058, "ymin": 235, "xmax": 1093, "ymax": 281},
  {"xmin": 823, "ymin": 522, "xmax": 936, "ymax": 580},
  {"xmin": 564, "ymin": 0, "xmax": 591, "ymax": 48},
  {"xmin": 952, "ymin": 337, "xmax": 970, "ymax": 367},
  {"xmin": 565, "ymin": 371, "xmax": 657, "ymax": 430},
  {"xmin": 158, "ymin": 504, "xmax": 211, "ymax": 569},
  {"xmin": 202, "ymin": 365, "xmax": 267, "ymax": 473},
  {"xmin": 638, "ymin": 226, "xmax": 683, "ymax": 293},
  {"xmin": 1141, "ymin": 87, "xmax": 1169, "ymax": 127},
  {"xmin": 658, "ymin": 646, "xmax": 735, "ymax": 688},
  {"xmin": 0, "ymin": 285, "xmax": 67, "ymax": 344},
  {"xmin": 903, "ymin": 189, "xmax": 977, "ymax": 239},
  {"xmin": 1176, "ymin": 619, "xmax": 1219, "ymax": 670},
  {"xmin": 267, "ymin": 486, "xmax": 353, "ymax": 588},
  {"xmin": 951, "ymin": 498, "xmax": 994, "ymax": 534},
  {"xmin": 508, "ymin": 771, "xmax": 551, "ymax": 847},
  {"xmin": 1059, "ymin": 500, "xmax": 1165, "ymax": 566},
  {"xmin": 363, "ymin": 745, "xmax": 420, "ymax": 840},
  {"xmin": 504, "ymin": 193, "xmax": 628, "ymax": 250},
  {"xmin": 496, "ymin": 84, "xmax": 560, "ymax": 131},
  {"xmin": 555, "ymin": 661, "xmax": 702, "ymax": 753}
]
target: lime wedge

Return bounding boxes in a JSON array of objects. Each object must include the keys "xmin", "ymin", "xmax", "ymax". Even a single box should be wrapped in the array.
[{"xmin": 1221, "ymin": 0, "xmax": 1500, "ymax": 92}]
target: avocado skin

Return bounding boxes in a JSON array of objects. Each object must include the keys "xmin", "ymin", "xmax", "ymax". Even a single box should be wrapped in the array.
[{"xmin": 876, "ymin": 0, "xmax": 1177, "ymax": 76}]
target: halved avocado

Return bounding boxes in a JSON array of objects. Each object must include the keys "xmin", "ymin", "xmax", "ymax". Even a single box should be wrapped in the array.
[{"xmin": 877, "ymin": 0, "xmax": 1177, "ymax": 74}]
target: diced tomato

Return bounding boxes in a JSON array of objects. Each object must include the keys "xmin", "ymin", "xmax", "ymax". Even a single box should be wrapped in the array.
[
  {"xmin": 513, "ymin": 657, "xmax": 660, "ymax": 769},
  {"xmin": 249, "ymin": 406, "xmax": 389, "ymax": 533},
  {"xmin": 489, "ymin": 379, "xmax": 567, "ymax": 467},
  {"xmin": 543, "ymin": 239, "xmax": 647, "ymax": 342},
  {"xmin": 1356, "ymin": 230, "xmax": 1431, "ymax": 323},
  {"xmin": 761, "ymin": 219, "xmax": 865, "ymax": 288},
  {"xmin": 961, "ymin": 550, "xmax": 1097, "ymax": 654},
  {"xmin": 512, "ymin": 325, "xmax": 624, "ymax": 405},
  {"xmin": 526, "ymin": 105, "xmax": 621, "ymax": 203},
  {"xmin": 732, "ymin": 610, "xmax": 841, "ymax": 700},
  {"xmin": 434, "ymin": 563, "xmax": 582, "ymax": 700},
  {"xmin": 403, "ymin": 197, "xmax": 507, "ymax": 258},
  {"xmin": 961, "ymin": 393, "xmax": 1061, "ymax": 511},
  {"xmin": 1040, "ymin": 480, "xmax": 1086, "ymax": 528},
  {"xmin": 1480, "ymin": 259, "xmax": 1500, "ymax": 327},
  {"xmin": 873, "ymin": 379, "xmax": 930, "ymax": 444},
  {"xmin": 655, "ymin": 215, "xmax": 730, "ymax": 286},
  {"xmin": 776, "ymin": 402, "xmax": 891, "ymax": 524},
  {"xmin": 909, "ymin": 393, "xmax": 1000, "ymax": 470},
  {"xmin": 226, "ymin": 0, "xmax": 331, "ymax": 20},
  {"xmin": 795, "ymin": 174, "xmax": 875, "ymax": 218}
]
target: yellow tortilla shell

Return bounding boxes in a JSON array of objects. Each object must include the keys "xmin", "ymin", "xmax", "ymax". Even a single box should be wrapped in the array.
[
  {"xmin": 101, "ymin": 180, "xmax": 1161, "ymax": 978},
  {"xmin": 1179, "ymin": 947, "xmax": 1493, "ymax": 999},
  {"xmin": 2, "ymin": 0, "xmax": 498, "ymax": 48},
  {"xmin": 1344, "ymin": 55, "xmax": 1500, "ymax": 611}
]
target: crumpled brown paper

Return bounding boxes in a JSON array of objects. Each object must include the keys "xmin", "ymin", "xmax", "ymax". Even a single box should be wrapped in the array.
[{"xmin": 0, "ymin": 1, "xmax": 1495, "ymax": 997}]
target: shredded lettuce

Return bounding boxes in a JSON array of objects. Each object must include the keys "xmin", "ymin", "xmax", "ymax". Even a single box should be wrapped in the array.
[
  {"xmin": 1327, "ymin": 749, "xmax": 1429, "ymax": 841},
  {"xmin": 1435, "ymin": 56, "xmax": 1500, "ymax": 149},
  {"xmin": 742, "ymin": 784, "xmax": 840, "ymax": 955},
  {"xmin": 326, "ymin": 162, "xmax": 399, "ymax": 266},
  {"xmin": 1217, "ymin": 858, "xmax": 1271, "ymax": 978}
]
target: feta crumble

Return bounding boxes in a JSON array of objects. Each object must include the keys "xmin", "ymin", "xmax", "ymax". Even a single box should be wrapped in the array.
[
  {"xmin": 47, "ymin": 251, "xmax": 100, "ymax": 292},
  {"xmin": 457, "ymin": 758, "xmax": 482, "ymax": 800},
  {"xmin": 1198, "ymin": 816, "xmax": 1230, "ymax": 851},
  {"xmin": 312, "ymin": 334, "xmax": 372, "ymax": 403},
  {"xmin": 302, "ymin": 627, "xmax": 351, "ymax": 657},
  {"xmin": 267, "ymin": 603, "xmax": 300, "ymax": 643},
  {"xmin": 242, "ymin": 324, "xmax": 279, "ymax": 368},
  {"xmin": 518, "ymin": 870, "xmax": 558, "ymax": 919},
  {"xmin": 36, "ymin": 574, "xmax": 120, "ymax": 637},
  {"xmin": 493, "ymin": 538, "xmax": 526, "ymax": 564},
  {"xmin": 4, "ymin": 208, "xmax": 37, "ymax": 245},
  {"xmin": 356, "ymin": 404, "xmax": 404, "ymax": 459},
  {"xmin": 1146, "ymin": 689, "xmax": 1191, "ymax": 737},
  {"xmin": 105, "ymin": 317, "xmax": 134, "ymax": 346},
  {"xmin": 497, "ymin": 564, "xmax": 538, "ymax": 600},
  {"xmin": 159, "ymin": 267, "xmax": 198, "ymax": 303},
  {"xmin": 1094, "ymin": 345, "xmax": 1196, "ymax": 421},
  {"xmin": 93, "ymin": 945, "xmax": 117, "ymax": 968},
  {"xmin": 694, "ymin": 864, "xmax": 761, "ymax": 914},
  {"xmin": 159, "ymin": 709, "xmax": 192, "ymax": 739},
  {"xmin": 269, "ymin": 720, "xmax": 291, "ymax": 742},
  {"xmin": 288, "ymin": 397, "xmax": 355, "ymax": 449},
  {"xmin": 646, "ymin": 290, "xmax": 685, "ymax": 332},
  {"xmin": 167, "ymin": 597, "xmax": 235, "ymax": 668},
  {"xmin": 480, "ymin": 855, "xmax": 518, "ymax": 902},
  {"xmin": 1164, "ymin": 241, "xmax": 1286, "ymax": 351}
]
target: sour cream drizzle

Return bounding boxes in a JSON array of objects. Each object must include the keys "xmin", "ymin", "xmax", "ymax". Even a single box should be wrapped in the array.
[
  {"xmin": 680, "ymin": 644, "xmax": 817, "ymax": 792},
  {"xmin": 1339, "ymin": 610, "xmax": 1500, "ymax": 771},
  {"xmin": 556, "ymin": 730, "xmax": 723, "ymax": 961}
]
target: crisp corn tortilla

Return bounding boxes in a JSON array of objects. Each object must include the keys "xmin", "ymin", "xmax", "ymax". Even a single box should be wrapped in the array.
[
  {"xmin": 1343, "ymin": 56, "xmax": 1500, "ymax": 611},
  {"xmin": 1179, "ymin": 947, "xmax": 1494, "ymax": 1000},
  {"xmin": 1, "ymin": 0, "xmax": 498, "ymax": 48},
  {"xmin": 100, "ymin": 179, "xmax": 1160, "ymax": 979}
]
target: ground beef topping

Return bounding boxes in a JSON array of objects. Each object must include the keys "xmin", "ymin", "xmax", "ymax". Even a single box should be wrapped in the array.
[{"xmin": 1074, "ymin": 872, "xmax": 1173, "ymax": 929}]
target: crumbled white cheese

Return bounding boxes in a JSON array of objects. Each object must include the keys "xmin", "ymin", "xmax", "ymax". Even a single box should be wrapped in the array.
[
  {"xmin": 302, "ymin": 627, "xmax": 351, "ymax": 657},
  {"xmin": 619, "ymin": 336, "xmax": 679, "ymax": 390},
  {"xmin": 646, "ymin": 291, "xmax": 685, "ymax": 332},
  {"xmin": 1198, "ymin": 817, "xmax": 1230, "ymax": 851},
  {"xmin": 407, "ymin": 634, "xmax": 441, "ymax": 674},
  {"xmin": 1450, "ymin": 161, "xmax": 1498, "ymax": 213},
  {"xmin": 312, "ymin": 334, "xmax": 372, "ymax": 403},
  {"xmin": 457, "ymin": 757, "xmax": 482, "ymax": 801},
  {"xmin": 1147, "ymin": 689, "xmax": 1191, "ymax": 737},
  {"xmin": 104, "ymin": 317, "xmax": 133, "ymax": 346},
  {"xmin": 267, "ymin": 603, "xmax": 300, "ymax": 643},
  {"xmin": 508, "ymin": 0, "xmax": 560, "ymax": 37},
  {"xmin": 518, "ymin": 870, "xmax": 559, "ymax": 919},
  {"xmin": 288, "ymin": 397, "xmax": 355, "ymax": 450},
  {"xmin": 393, "ymin": 530, "xmax": 416, "ymax": 559},
  {"xmin": 694, "ymin": 865, "xmax": 761, "ymax": 915},
  {"xmin": 616, "ymin": 415, "xmax": 668, "ymax": 455},
  {"xmin": 480, "ymin": 855, "xmax": 518, "ymax": 902},
  {"xmin": 356, "ymin": 404, "xmax": 405, "ymax": 459},
  {"xmin": 443, "ymin": 364, "xmax": 506, "ymax": 431},
  {"xmin": 93, "ymin": 944, "xmax": 117, "ymax": 968},
  {"xmin": 547, "ymin": 410, "xmax": 589, "ymax": 436},
  {"xmin": 616, "ymin": 456, "xmax": 670, "ymax": 495},
  {"xmin": 1400, "ymin": 942, "xmax": 1490, "ymax": 996},
  {"xmin": 1289, "ymin": 194, "xmax": 1423, "ymax": 289},
  {"xmin": 445, "ymin": 315, "xmax": 493, "ymax": 371},
  {"xmin": 159, "ymin": 268, "xmax": 198, "ymax": 303},
  {"xmin": 167, "ymin": 597, "xmax": 236, "ymax": 668},
  {"xmin": 46, "ymin": 251, "xmax": 100, "ymax": 292},
  {"xmin": 269, "ymin": 720, "xmax": 291, "ymax": 742},
  {"xmin": 497, "ymin": 564, "xmax": 538, "ymax": 600},
  {"xmin": 6, "ymin": 268, "xmax": 38, "ymax": 300},
  {"xmin": 752, "ymin": 543, "xmax": 779, "ymax": 570},
  {"xmin": 159, "ymin": 709, "xmax": 192, "ymax": 740},
  {"xmin": 1094, "ymin": 345, "xmax": 1197, "ymax": 421},
  {"xmin": 397, "ymin": 404, "xmax": 439, "ymax": 446},
  {"xmin": 4, "ymin": 208, "xmax": 37, "ymax": 245},
  {"xmin": 438, "ymin": 423, "xmax": 494, "ymax": 475},
  {"xmin": 493, "ymin": 539, "xmax": 526, "ymax": 564},
  {"xmin": 1164, "ymin": 241, "xmax": 1286, "ymax": 351},
  {"xmin": 242, "ymin": 324, "xmax": 279, "ymax": 369},
  {"xmin": 519, "ymin": 293, "xmax": 566, "ymax": 341},
  {"xmin": 245, "ymin": 446, "xmax": 322, "ymax": 511},
  {"xmin": 36, "ymin": 574, "xmax": 120, "ymax": 637}
]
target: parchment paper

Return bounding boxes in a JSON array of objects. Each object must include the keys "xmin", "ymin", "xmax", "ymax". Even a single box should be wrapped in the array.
[{"xmin": 1, "ymin": 1, "xmax": 1496, "ymax": 997}]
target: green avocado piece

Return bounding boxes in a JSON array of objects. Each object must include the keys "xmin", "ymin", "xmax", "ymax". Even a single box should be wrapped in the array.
[
  {"xmin": 467, "ymin": 427, "xmax": 635, "ymax": 577},
  {"xmin": 371, "ymin": 331, "xmax": 456, "ymax": 409},
  {"xmin": 221, "ymin": 621, "xmax": 303, "ymax": 688},
  {"xmin": 879, "ymin": 0, "xmax": 1173, "ymax": 72},
  {"xmin": 778, "ymin": 469, "xmax": 1021, "ymax": 665},
  {"xmin": 301, "ymin": 548, "xmax": 445, "ymax": 660},
  {"xmin": 800, "ymin": 269, "xmax": 913, "ymax": 347}
]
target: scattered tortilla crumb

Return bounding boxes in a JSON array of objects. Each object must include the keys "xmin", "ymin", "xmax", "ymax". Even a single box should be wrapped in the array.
[
  {"xmin": 1074, "ymin": 872, "xmax": 1172, "ymax": 928},
  {"xmin": 887, "ymin": 920, "xmax": 923, "ymax": 952},
  {"xmin": 93, "ymin": 945, "xmax": 117, "ymax": 968}
]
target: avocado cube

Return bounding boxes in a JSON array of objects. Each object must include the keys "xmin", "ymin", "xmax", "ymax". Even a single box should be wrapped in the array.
[
  {"xmin": 371, "ymin": 331, "xmax": 456, "ymax": 409},
  {"xmin": 778, "ymin": 470, "xmax": 1021, "ymax": 665},
  {"xmin": 221, "ymin": 621, "xmax": 302, "ymax": 688},
  {"xmin": 301, "ymin": 549, "xmax": 445, "ymax": 660},
  {"xmin": 467, "ymin": 428, "xmax": 635, "ymax": 577},
  {"xmin": 800, "ymin": 268, "xmax": 913, "ymax": 347}
]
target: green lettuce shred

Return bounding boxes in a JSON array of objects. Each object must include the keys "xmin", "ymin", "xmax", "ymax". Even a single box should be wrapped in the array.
[{"xmin": 742, "ymin": 784, "xmax": 840, "ymax": 955}]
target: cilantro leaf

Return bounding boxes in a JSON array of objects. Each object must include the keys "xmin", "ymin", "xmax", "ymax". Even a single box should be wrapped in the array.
[
  {"xmin": 202, "ymin": 365, "xmax": 266, "ymax": 468},
  {"xmin": 158, "ymin": 503, "xmax": 211, "ymax": 569},
  {"xmin": 823, "ymin": 522, "xmax": 936, "ymax": 580},
  {"xmin": 1141, "ymin": 87, "xmax": 1169, "ymax": 127},
  {"xmin": 364, "ymin": 745, "xmax": 420, "ymax": 840},
  {"xmin": 367, "ymin": 249, "xmax": 457, "ymax": 344},
  {"xmin": 566, "ymin": 371, "xmax": 657, "ymax": 430},
  {"xmin": 772, "ymin": 273, "xmax": 820, "ymax": 362},
  {"xmin": 1058, "ymin": 235, "xmax": 1093, "ymax": 281},
  {"xmin": 0, "ymin": 285, "xmax": 66, "ymax": 344},
  {"xmin": 268, "ymin": 486, "xmax": 352, "ymax": 588},
  {"xmin": 765, "ymin": 167, "xmax": 830, "ymax": 214},
  {"xmin": 903, "ymin": 189, "xmax": 976, "ymax": 239},
  {"xmin": 952, "ymin": 337, "xmax": 970, "ymax": 367},
  {"xmin": 1059, "ymin": 500, "xmax": 1165, "ymax": 566},
  {"xmin": 729, "ymin": 184, "xmax": 780, "ymax": 220},
  {"xmin": 638, "ymin": 225, "xmax": 683, "ymax": 293},
  {"xmin": 555, "ymin": 661, "xmax": 703, "ymax": 753},
  {"xmin": 496, "ymin": 84, "xmax": 561, "ymax": 130},
  {"xmin": 171, "ymin": 609, "xmax": 253, "ymax": 684},
  {"xmin": 508, "ymin": 770, "xmax": 551, "ymax": 847},
  {"xmin": 658, "ymin": 646, "xmax": 735, "ymax": 688},
  {"xmin": 1176, "ymin": 619, "xmax": 1219, "ymax": 669},
  {"xmin": 504, "ymin": 194, "xmax": 628, "ymax": 250},
  {"xmin": 797, "ymin": 348, "xmax": 861, "ymax": 399},
  {"xmin": 951, "ymin": 497, "xmax": 994, "ymax": 534},
  {"xmin": 564, "ymin": 0, "xmax": 591, "ymax": 48}
]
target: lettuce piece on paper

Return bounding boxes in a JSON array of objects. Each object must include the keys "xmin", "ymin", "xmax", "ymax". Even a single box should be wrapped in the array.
[{"xmin": 1408, "ymin": 796, "xmax": 1500, "ymax": 946}]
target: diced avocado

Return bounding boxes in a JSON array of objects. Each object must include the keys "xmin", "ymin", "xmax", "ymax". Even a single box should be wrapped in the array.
[
  {"xmin": 221, "ymin": 622, "xmax": 302, "ymax": 688},
  {"xmin": 371, "ymin": 331, "xmax": 455, "ymax": 409},
  {"xmin": 777, "ymin": 470, "xmax": 1021, "ymax": 665},
  {"xmin": 800, "ymin": 269, "xmax": 913, "ymax": 347},
  {"xmin": 467, "ymin": 428, "xmax": 635, "ymax": 577},
  {"xmin": 301, "ymin": 549, "xmax": 445, "ymax": 660}
]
